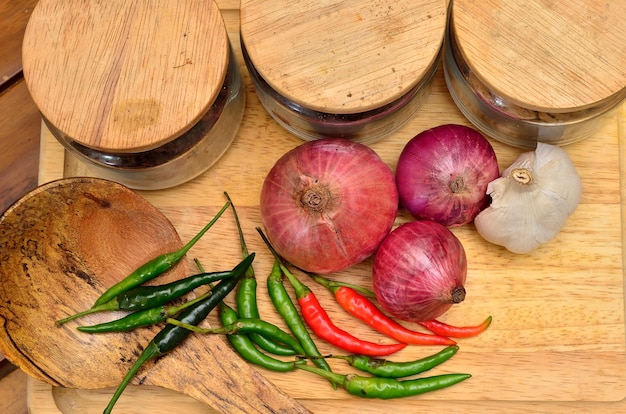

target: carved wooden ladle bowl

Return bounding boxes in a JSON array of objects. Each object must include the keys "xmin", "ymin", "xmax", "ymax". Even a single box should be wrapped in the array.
[{"xmin": 0, "ymin": 177, "xmax": 309, "ymax": 413}]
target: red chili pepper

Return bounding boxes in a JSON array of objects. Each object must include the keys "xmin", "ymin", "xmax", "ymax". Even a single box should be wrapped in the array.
[
  {"xmin": 418, "ymin": 316, "xmax": 492, "ymax": 339},
  {"xmin": 297, "ymin": 291, "xmax": 407, "ymax": 357},
  {"xmin": 256, "ymin": 228, "xmax": 406, "ymax": 357},
  {"xmin": 312, "ymin": 274, "xmax": 455, "ymax": 346},
  {"xmin": 334, "ymin": 285, "xmax": 456, "ymax": 346}
]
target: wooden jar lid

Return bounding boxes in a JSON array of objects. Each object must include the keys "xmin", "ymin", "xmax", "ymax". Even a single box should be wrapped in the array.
[
  {"xmin": 452, "ymin": 0, "xmax": 626, "ymax": 112},
  {"xmin": 23, "ymin": 0, "xmax": 229, "ymax": 152},
  {"xmin": 240, "ymin": 0, "xmax": 447, "ymax": 114}
]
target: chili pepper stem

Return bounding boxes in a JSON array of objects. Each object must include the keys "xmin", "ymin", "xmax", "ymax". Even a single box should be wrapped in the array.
[
  {"xmin": 166, "ymin": 318, "xmax": 215, "ymax": 333},
  {"xmin": 296, "ymin": 362, "xmax": 347, "ymax": 388},
  {"xmin": 256, "ymin": 227, "xmax": 310, "ymax": 298},
  {"xmin": 194, "ymin": 258, "xmax": 206, "ymax": 273},
  {"xmin": 224, "ymin": 192, "xmax": 252, "ymax": 267},
  {"xmin": 93, "ymin": 200, "xmax": 231, "ymax": 308},
  {"xmin": 166, "ymin": 317, "xmax": 305, "ymax": 355},
  {"xmin": 56, "ymin": 299, "xmax": 119, "ymax": 325},
  {"xmin": 104, "ymin": 341, "xmax": 160, "ymax": 414},
  {"xmin": 166, "ymin": 319, "xmax": 262, "ymax": 337},
  {"xmin": 165, "ymin": 200, "xmax": 232, "ymax": 263},
  {"xmin": 309, "ymin": 273, "xmax": 375, "ymax": 298}
]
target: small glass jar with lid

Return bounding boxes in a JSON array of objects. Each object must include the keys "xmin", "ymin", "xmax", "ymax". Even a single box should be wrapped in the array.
[
  {"xmin": 444, "ymin": 0, "xmax": 626, "ymax": 148},
  {"xmin": 23, "ymin": 0, "xmax": 244, "ymax": 190},
  {"xmin": 240, "ymin": 0, "xmax": 448, "ymax": 144}
]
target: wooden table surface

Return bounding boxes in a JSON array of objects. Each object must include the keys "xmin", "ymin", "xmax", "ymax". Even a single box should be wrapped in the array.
[{"xmin": 0, "ymin": 1, "xmax": 41, "ymax": 413}]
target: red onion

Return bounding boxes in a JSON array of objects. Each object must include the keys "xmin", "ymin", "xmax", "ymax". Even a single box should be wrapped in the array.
[
  {"xmin": 260, "ymin": 138, "xmax": 398, "ymax": 274},
  {"xmin": 395, "ymin": 124, "xmax": 500, "ymax": 227},
  {"xmin": 372, "ymin": 220, "xmax": 467, "ymax": 322}
]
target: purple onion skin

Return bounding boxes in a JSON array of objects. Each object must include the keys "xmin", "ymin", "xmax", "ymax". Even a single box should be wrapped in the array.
[
  {"xmin": 396, "ymin": 124, "xmax": 500, "ymax": 227},
  {"xmin": 372, "ymin": 220, "xmax": 467, "ymax": 322},
  {"xmin": 260, "ymin": 138, "xmax": 398, "ymax": 275}
]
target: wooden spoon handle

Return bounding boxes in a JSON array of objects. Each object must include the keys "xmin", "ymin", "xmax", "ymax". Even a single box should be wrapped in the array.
[{"xmin": 144, "ymin": 334, "xmax": 310, "ymax": 413}]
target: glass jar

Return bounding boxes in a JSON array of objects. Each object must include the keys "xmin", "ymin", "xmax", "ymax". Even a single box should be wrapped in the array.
[
  {"xmin": 240, "ymin": 0, "xmax": 447, "ymax": 144},
  {"xmin": 444, "ymin": 0, "xmax": 626, "ymax": 148},
  {"xmin": 23, "ymin": 0, "xmax": 244, "ymax": 190}
]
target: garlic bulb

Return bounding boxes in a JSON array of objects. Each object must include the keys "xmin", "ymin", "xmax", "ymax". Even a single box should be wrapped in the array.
[{"xmin": 474, "ymin": 142, "xmax": 582, "ymax": 254}]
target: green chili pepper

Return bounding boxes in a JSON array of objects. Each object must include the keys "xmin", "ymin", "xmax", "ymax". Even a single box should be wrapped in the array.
[
  {"xmin": 296, "ymin": 364, "xmax": 471, "ymax": 399},
  {"xmin": 93, "ymin": 200, "xmax": 231, "ymax": 308},
  {"xmin": 103, "ymin": 268, "xmax": 243, "ymax": 414},
  {"xmin": 331, "ymin": 345, "xmax": 459, "ymax": 378},
  {"xmin": 167, "ymin": 317, "xmax": 306, "ymax": 355},
  {"xmin": 195, "ymin": 257, "xmax": 302, "ymax": 374},
  {"xmin": 217, "ymin": 299, "xmax": 303, "ymax": 373},
  {"xmin": 57, "ymin": 269, "xmax": 236, "ymax": 325},
  {"xmin": 236, "ymin": 272, "xmax": 298, "ymax": 356},
  {"xmin": 77, "ymin": 288, "xmax": 213, "ymax": 333},
  {"xmin": 226, "ymin": 192, "xmax": 296, "ymax": 356},
  {"xmin": 77, "ymin": 255, "xmax": 254, "ymax": 333},
  {"xmin": 116, "ymin": 270, "xmax": 233, "ymax": 310},
  {"xmin": 266, "ymin": 259, "xmax": 335, "ymax": 378}
]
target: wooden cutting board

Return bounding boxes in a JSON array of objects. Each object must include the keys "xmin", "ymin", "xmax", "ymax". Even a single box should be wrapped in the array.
[{"xmin": 31, "ymin": 1, "xmax": 626, "ymax": 413}]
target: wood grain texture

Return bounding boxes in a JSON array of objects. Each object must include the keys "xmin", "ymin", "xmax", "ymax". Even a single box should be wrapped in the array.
[
  {"xmin": 0, "ymin": 369, "xmax": 28, "ymax": 414},
  {"xmin": 452, "ymin": 0, "xmax": 626, "ymax": 110},
  {"xmin": 0, "ymin": 2, "xmax": 43, "ymax": 414},
  {"xmin": 32, "ymin": 2, "xmax": 626, "ymax": 414},
  {"xmin": 22, "ymin": 0, "xmax": 230, "ymax": 151},
  {"xmin": 240, "ymin": 0, "xmax": 447, "ymax": 113},
  {"xmin": 0, "ymin": 80, "xmax": 41, "ymax": 214},
  {"xmin": 0, "ymin": 178, "xmax": 188, "ymax": 386},
  {"xmin": 0, "ymin": 0, "xmax": 37, "ymax": 86}
]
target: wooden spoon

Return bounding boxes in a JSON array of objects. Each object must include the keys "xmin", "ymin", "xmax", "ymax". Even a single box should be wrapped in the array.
[{"xmin": 0, "ymin": 177, "xmax": 309, "ymax": 413}]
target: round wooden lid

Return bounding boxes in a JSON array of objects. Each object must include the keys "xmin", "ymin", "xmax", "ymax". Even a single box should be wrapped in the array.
[
  {"xmin": 23, "ymin": 0, "xmax": 229, "ymax": 152},
  {"xmin": 240, "ymin": 0, "xmax": 447, "ymax": 114},
  {"xmin": 452, "ymin": 0, "xmax": 626, "ymax": 111}
]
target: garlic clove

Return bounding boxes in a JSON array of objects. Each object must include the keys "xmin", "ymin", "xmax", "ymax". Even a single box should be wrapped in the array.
[{"xmin": 475, "ymin": 143, "xmax": 582, "ymax": 254}]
